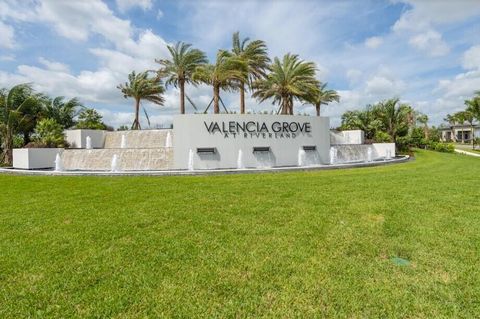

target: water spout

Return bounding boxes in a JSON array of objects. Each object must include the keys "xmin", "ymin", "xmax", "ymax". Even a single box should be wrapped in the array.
[
  {"xmin": 386, "ymin": 149, "xmax": 392, "ymax": 160},
  {"xmin": 329, "ymin": 146, "xmax": 337, "ymax": 164},
  {"xmin": 367, "ymin": 147, "xmax": 373, "ymax": 162},
  {"xmin": 111, "ymin": 154, "xmax": 119, "ymax": 172},
  {"xmin": 298, "ymin": 149, "xmax": 306, "ymax": 166},
  {"xmin": 237, "ymin": 149, "xmax": 244, "ymax": 169},
  {"xmin": 86, "ymin": 136, "xmax": 92, "ymax": 149},
  {"xmin": 165, "ymin": 131, "xmax": 172, "ymax": 148},
  {"xmin": 54, "ymin": 153, "xmax": 63, "ymax": 172},
  {"xmin": 187, "ymin": 149, "xmax": 194, "ymax": 171},
  {"xmin": 120, "ymin": 134, "xmax": 127, "ymax": 149}
]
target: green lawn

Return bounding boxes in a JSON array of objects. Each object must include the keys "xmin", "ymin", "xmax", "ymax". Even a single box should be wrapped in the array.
[{"xmin": 1, "ymin": 150, "xmax": 479, "ymax": 318}]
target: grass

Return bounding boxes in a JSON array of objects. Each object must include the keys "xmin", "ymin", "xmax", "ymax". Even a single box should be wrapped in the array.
[{"xmin": 1, "ymin": 150, "xmax": 479, "ymax": 318}]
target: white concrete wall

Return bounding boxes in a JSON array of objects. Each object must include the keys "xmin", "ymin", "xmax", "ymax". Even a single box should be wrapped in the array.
[
  {"xmin": 173, "ymin": 114, "xmax": 330, "ymax": 169},
  {"xmin": 13, "ymin": 148, "xmax": 63, "ymax": 169},
  {"xmin": 372, "ymin": 143, "xmax": 396, "ymax": 158},
  {"xmin": 330, "ymin": 130, "xmax": 364, "ymax": 145},
  {"xmin": 65, "ymin": 129, "xmax": 106, "ymax": 148}
]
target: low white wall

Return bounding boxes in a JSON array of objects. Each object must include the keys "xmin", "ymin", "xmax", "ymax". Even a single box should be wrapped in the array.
[
  {"xmin": 13, "ymin": 148, "xmax": 63, "ymax": 169},
  {"xmin": 372, "ymin": 143, "xmax": 396, "ymax": 158},
  {"xmin": 65, "ymin": 129, "xmax": 106, "ymax": 148},
  {"xmin": 330, "ymin": 130, "xmax": 364, "ymax": 145},
  {"xmin": 173, "ymin": 114, "xmax": 331, "ymax": 169}
]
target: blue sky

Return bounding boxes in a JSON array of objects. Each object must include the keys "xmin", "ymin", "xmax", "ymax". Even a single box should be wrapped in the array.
[{"xmin": 1, "ymin": 0, "xmax": 480, "ymax": 128}]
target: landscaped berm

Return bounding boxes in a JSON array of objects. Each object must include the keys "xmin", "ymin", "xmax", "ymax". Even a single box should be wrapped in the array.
[{"xmin": 1, "ymin": 150, "xmax": 479, "ymax": 317}]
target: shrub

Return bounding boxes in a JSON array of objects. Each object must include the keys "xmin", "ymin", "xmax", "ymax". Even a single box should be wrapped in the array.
[
  {"xmin": 373, "ymin": 131, "xmax": 391, "ymax": 143},
  {"xmin": 429, "ymin": 142, "xmax": 454, "ymax": 153},
  {"xmin": 31, "ymin": 118, "xmax": 66, "ymax": 148},
  {"xmin": 395, "ymin": 135, "xmax": 412, "ymax": 153},
  {"xmin": 76, "ymin": 109, "xmax": 107, "ymax": 130}
]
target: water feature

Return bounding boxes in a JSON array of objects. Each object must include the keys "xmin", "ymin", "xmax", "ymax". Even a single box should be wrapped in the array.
[
  {"xmin": 86, "ymin": 136, "xmax": 92, "ymax": 149},
  {"xmin": 111, "ymin": 154, "xmax": 119, "ymax": 172},
  {"xmin": 54, "ymin": 153, "xmax": 63, "ymax": 172},
  {"xmin": 237, "ymin": 149, "xmax": 245, "ymax": 169},
  {"xmin": 367, "ymin": 146, "xmax": 373, "ymax": 162},
  {"xmin": 187, "ymin": 149, "xmax": 194, "ymax": 171},
  {"xmin": 165, "ymin": 131, "xmax": 172, "ymax": 148},
  {"xmin": 298, "ymin": 149, "xmax": 306, "ymax": 166},
  {"xmin": 386, "ymin": 149, "xmax": 392, "ymax": 160},
  {"xmin": 330, "ymin": 146, "xmax": 338, "ymax": 164},
  {"xmin": 120, "ymin": 134, "xmax": 127, "ymax": 149}
]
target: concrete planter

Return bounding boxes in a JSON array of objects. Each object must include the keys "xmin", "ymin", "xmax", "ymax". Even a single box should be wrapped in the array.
[
  {"xmin": 64, "ymin": 129, "xmax": 106, "ymax": 149},
  {"xmin": 13, "ymin": 148, "xmax": 64, "ymax": 169}
]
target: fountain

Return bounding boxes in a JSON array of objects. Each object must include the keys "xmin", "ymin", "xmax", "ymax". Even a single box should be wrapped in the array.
[
  {"xmin": 120, "ymin": 134, "xmax": 127, "ymax": 149},
  {"xmin": 111, "ymin": 154, "xmax": 119, "ymax": 172},
  {"xmin": 297, "ymin": 149, "xmax": 306, "ymax": 167},
  {"xmin": 237, "ymin": 149, "xmax": 245, "ymax": 169},
  {"xmin": 165, "ymin": 131, "xmax": 172, "ymax": 148},
  {"xmin": 386, "ymin": 149, "xmax": 392, "ymax": 160},
  {"xmin": 86, "ymin": 136, "xmax": 92, "ymax": 149},
  {"xmin": 367, "ymin": 147, "xmax": 373, "ymax": 162},
  {"xmin": 54, "ymin": 153, "xmax": 63, "ymax": 172},
  {"xmin": 187, "ymin": 149, "xmax": 194, "ymax": 171},
  {"xmin": 329, "ymin": 146, "xmax": 337, "ymax": 164}
]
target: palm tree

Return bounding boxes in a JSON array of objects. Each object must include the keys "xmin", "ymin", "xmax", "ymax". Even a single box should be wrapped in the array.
[
  {"xmin": 193, "ymin": 50, "xmax": 247, "ymax": 114},
  {"xmin": 340, "ymin": 106, "xmax": 383, "ymax": 140},
  {"xmin": 156, "ymin": 42, "xmax": 207, "ymax": 114},
  {"xmin": 308, "ymin": 83, "xmax": 340, "ymax": 116},
  {"xmin": 42, "ymin": 96, "xmax": 84, "ymax": 129},
  {"xmin": 454, "ymin": 111, "xmax": 467, "ymax": 143},
  {"xmin": 252, "ymin": 53, "xmax": 320, "ymax": 115},
  {"xmin": 374, "ymin": 98, "xmax": 411, "ymax": 143},
  {"xmin": 231, "ymin": 32, "xmax": 270, "ymax": 114},
  {"xmin": 416, "ymin": 113, "xmax": 429, "ymax": 140},
  {"xmin": 117, "ymin": 71, "xmax": 165, "ymax": 130},
  {"xmin": 444, "ymin": 113, "xmax": 457, "ymax": 142},
  {"xmin": 0, "ymin": 84, "xmax": 39, "ymax": 165}
]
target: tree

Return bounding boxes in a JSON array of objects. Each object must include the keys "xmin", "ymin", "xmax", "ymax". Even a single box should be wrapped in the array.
[
  {"xmin": 231, "ymin": 32, "xmax": 270, "ymax": 114},
  {"xmin": 76, "ymin": 108, "xmax": 106, "ymax": 130},
  {"xmin": 453, "ymin": 111, "xmax": 466, "ymax": 143},
  {"xmin": 444, "ymin": 113, "xmax": 457, "ymax": 142},
  {"xmin": 42, "ymin": 96, "xmax": 84, "ymax": 129},
  {"xmin": 374, "ymin": 98, "xmax": 411, "ymax": 143},
  {"xmin": 32, "ymin": 118, "xmax": 66, "ymax": 148},
  {"xmin": 340, "ymin": 106, "xmax": 383, "ymax": 140},
  {"xmin": 0, "ymin": 84, "xmax": 39, "ymax": 165},
  {"xmin": 307, "ymin": 83, "xmax": 340, "ymax": 116},
  {"xmin": 117, "ymin": 71, "xmax": 165, "ymax": 129},
  {"xmin": 252, "ymin": 53, "xmax": 320, "ymax": 115},
  {"xmin": 416, "ymin": 113, "xmax": 429, "ymax": 140},
  {"xmin": 193, "ymin": 50, "xmax": 247, "ymax": 114},
  {"xmin": 156, "ymin": 42, "xmax": 207, "ymax": 114}
]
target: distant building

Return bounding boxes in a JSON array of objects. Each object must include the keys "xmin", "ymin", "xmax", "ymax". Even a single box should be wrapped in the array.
[{"xmin": 439, "ymin": 124, "xmax": 480, "ymax": 142}]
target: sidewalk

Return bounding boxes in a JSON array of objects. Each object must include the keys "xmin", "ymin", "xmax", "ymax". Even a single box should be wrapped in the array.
[{"xmin": 455, "ymin": 149, "xmax": 480, "ymax": 157}]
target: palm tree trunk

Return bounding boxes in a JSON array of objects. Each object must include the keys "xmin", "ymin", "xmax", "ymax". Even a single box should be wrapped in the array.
[
  {"xmin": 133, "ymin": 98, "xmax": 141, "ymax": 130},
  {"xmin": 281, "ymin": 97, "xmax": 288, "ymax": 115},
  {"xmin": 240, "ymin": 83, "xmax": 245, "ymax": 114},
  {"xmin": 5, "ymin": 130, "xmax": 13, "ymax": 165},
  {"xmin": 288, "ymin": 97, "xmax": 293, "ymax": 115},
  {"xmin": 180, "ymin": 80, "xmax": 185, "ymax": 114},
  {"xmin": 213, "ymin": 85, "xmax": 220, "ymax": 114},
  {"xmin": 316, "ymin": 103, "xmax": 320, "ymax": 116}
]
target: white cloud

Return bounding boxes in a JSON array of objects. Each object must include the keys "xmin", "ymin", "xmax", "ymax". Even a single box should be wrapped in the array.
[
  {"xmin": 462, "ymin": 45, "xmax": 480, "ymax": 70},
  {"xmin": 408, "ymin": 30, "xmax": 449, "ymax": 57},
  {"xmin": 0, "ymin": 55, "xmax": 15, "ymax": 61},
  {"xmin": 38, "ymin": 57, "xmax": 69, "ymax": 72},
  {"xmin": 116, "ymin": 0, "xmax": 153, "ymax": 13},
  {"xmin": 365, "ymin": 68, "xmax": 406, "ymax": 97},
  {"xmin": 365, "ymin": 36, "xmax": 383, "ymax": 49},
  {"xmin": 0, "ymin": 20, "xmax": 15, "ymax": 49}
]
